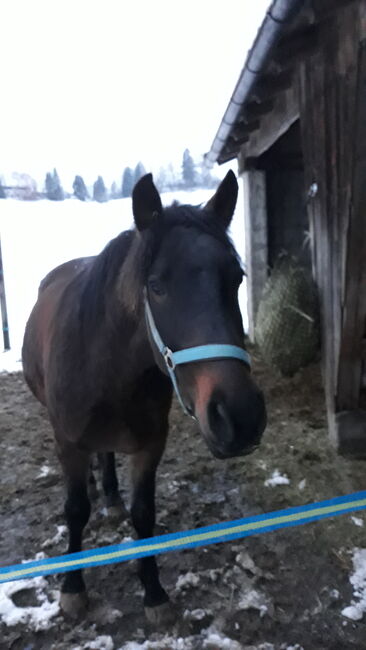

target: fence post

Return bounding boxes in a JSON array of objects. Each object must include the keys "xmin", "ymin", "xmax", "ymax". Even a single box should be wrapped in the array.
[{"xmin": 0, "ymin": 237, "xmax": 10, "ymax": 350}]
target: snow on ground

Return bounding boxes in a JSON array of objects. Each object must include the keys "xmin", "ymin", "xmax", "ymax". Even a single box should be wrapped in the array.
[
  {"xmin": 351, "ymin": 516, "xmax": 364, "ymax": 527},
  {"xmin": 0, "ymin": 576, "xmax": 59, "ymax": 630},
  {"xmin": 72, "ymin": 636, "xmax": 115, "ymax": 650},
  {"xmin": 264, "ymin": 470, "xmax": 290, "ymax": 487},
  {"xmin": 0, "ymin": 187, "xmax": 247, "ymax": 373},
  {"xmin": 341, "ymin": 548, "xmax": 366, "ymax": 621},
  {"xmin": 41, "ymin": 525, "xmax": 67, "ymax": 549}
]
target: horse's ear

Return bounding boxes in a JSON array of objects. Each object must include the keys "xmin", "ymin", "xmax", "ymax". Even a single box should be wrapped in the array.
[
  {"xmin": 205, "ymin": 170, "xmax": 238, "ymax": 230},
  {"xmin": 132, "ymin": 173, "xmax": 163, "ymax": 231}
]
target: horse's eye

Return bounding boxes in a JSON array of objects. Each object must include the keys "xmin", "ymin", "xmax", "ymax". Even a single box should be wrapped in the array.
[{"xmin": 148, "ymin": 277, "xmax": 165, "ymax": 296}]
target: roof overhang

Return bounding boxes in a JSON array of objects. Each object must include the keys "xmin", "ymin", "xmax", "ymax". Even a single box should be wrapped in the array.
[{"xmin": 205, "ymin": 0, "xmax": 312, "ymax": 167}]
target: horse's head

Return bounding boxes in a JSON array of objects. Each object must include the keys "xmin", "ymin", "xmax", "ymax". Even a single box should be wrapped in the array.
[{"xmin": 131, "ymin": 171, "xmax": 266, "ymax": 459}]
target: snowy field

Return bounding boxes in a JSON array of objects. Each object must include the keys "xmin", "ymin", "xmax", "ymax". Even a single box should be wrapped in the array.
[{"xmin": 0, "ymin": 187, "xmax": 248, "ymax": 373}]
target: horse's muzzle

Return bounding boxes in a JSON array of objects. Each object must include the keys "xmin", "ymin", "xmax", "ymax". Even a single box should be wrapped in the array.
[{"xmin": 201, "ymin": 388, "xmax": 266, "ymax": 459}]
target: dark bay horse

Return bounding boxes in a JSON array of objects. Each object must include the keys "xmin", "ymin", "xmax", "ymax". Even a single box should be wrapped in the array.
[{"xmin": 22, "ymin": 171, "xmax": 266, "ymax": 624}]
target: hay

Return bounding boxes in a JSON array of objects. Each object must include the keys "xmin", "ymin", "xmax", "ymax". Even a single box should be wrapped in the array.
[{"xmin": 255, "ymin": 257, "xmax": 320, "ymax": 376}]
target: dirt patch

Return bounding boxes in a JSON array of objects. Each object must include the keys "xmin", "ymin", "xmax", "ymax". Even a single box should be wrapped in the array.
[{"xmin": 1, "ymin": 353, "xmax": 366, "ymax": 649}]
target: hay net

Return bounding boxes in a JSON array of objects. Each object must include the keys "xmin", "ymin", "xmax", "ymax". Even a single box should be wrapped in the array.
[{"xmin": 255, "ymin": 256, "xmax": 320, "ymax": 376}]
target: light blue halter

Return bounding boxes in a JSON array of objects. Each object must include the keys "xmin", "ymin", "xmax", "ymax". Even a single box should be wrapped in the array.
[{"xmin": 144, "ymin": 298, "xmax": 251, "ymax": 417}]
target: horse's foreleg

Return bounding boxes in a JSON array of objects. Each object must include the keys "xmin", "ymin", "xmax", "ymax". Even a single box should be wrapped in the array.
[
  {"xmin": 130, "ymin": 431, "xmax": 175, "ymax": 626},
  {"xmin": 57, "ymin": 443, "xmax": 91, "ymax": 618},
  {"xmin": 97, "ymin": 452, "xmax": 128, "ymax": 520}
]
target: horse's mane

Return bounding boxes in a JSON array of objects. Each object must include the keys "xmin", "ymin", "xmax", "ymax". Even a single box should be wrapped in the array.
[{"xmin": 80, "ymin": 202, "xmax": 241, "ymax": 329}]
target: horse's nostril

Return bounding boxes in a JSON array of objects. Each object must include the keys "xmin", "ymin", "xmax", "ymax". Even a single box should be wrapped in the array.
[{"xmin": 208, "ymin": 398, "xmax": 234, "ymax": 445}]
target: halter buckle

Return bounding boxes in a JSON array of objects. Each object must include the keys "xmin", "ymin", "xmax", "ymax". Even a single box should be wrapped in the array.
[{"xmin": 163, "ymin": 347, "xmax": 175, "ymax": 370}]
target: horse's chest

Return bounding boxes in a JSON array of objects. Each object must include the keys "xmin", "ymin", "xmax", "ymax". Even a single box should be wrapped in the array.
[{"xmin": 79, "ymin": 400, "xmax": 148, "ymax": 454}]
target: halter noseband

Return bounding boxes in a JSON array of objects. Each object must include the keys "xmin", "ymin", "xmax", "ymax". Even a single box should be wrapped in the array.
[{"xmin": 144, "ymin": 296, "xmax": 251, "ymax": 417}]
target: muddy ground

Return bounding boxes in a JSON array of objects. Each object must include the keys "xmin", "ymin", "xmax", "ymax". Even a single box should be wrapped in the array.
[{"xmin": 1, "ymin": 352, "xmax": 366, "ymax": 650}]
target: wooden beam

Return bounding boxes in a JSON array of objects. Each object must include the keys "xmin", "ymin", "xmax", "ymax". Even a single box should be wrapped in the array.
[
  {"xmin": 217, "ymin": 149, "xmax": 239, "ymax": 164},
  {"xmin": 361, "ymin": 339, "xmax": 366, "ymax": 360},
  {"xmin": 218, "ymin": 135, "xmax": 249, "ymax": 163},
  {"xmin": 238, "ymin": 86, "xmax": 299, "ymax": 173},
  {"xmin": 231, "ymin": 119, "xmax": 260, "ymax": 140},
  {"xmin": 252, "ymin": 70, "xmax": 293, "ymax": 102},
  {"xmin": 241, "ymin": 171, "xmax": 268, "ymax": 341},
  {"xmin": 337, "ymin": 39, "xmax": 366, "ymax": 411},
  {"xmin": 242, "ymin": 100, "xmax": 275, "ymax": 120},
  {"xmin": 274, "ymin": 24, "xmax": 320, "ymax": 65}
]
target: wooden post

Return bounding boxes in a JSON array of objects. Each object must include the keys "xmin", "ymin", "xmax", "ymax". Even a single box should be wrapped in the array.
[
  {"xmin": 0, "ymin": 237, "xmax": 10, "ymax": 351},
  {"xmin": 299, "ymin": 3, "xmax": 366, "ymax": 456},
  {"xmin": 241, "ymin": 170, "xmax": 268, "ymax": 341},
  {"xmin": 334, "ymin": 39, "xmax": 366, "ymax": 456}
]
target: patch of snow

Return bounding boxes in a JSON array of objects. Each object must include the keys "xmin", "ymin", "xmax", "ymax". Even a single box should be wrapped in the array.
[
  {"xmin": 298, "ymin": 479, "xmax": 306, "ymax": 491},
  {"xmin": 119, "ymin": 637, "xmax": 194, "ymax": 650},
  {"xmin": 264, "ymin": 470, "xmax": 290, "ymax": 487},
  {"xmin": 87, "ymin": 637, "xmax": 114, "ymax": 650},
  {"xmin": 23, "ymin": 551, "xmax": 47, "ymax": 563},
  {"xmin": 203, "ymin": 631, "xmax": 242, "ymax": 649},
  {"xmin": 36, "ymin": 464, "xmax": 56, "ymax": 479},
  {"xmin": 167, "ymin": 480, "xmax": 188, "ymax": 496},
  {"xmin": 351, "ymin": 516, "xmax": 364, "ymax": 527},
  {"xmin": 41, "ymin": 525, "xmax": 67, "ymax": 548},
  {"xmin": 342, "ymin": 548, "xmax": 366, "ymax": 620},
  {"xmin": 176, "ymin": 572, "xmax": 200, "ymax": 590},
  {"xmin": 237, "ymin": 588, "xmax": 270, "ymax": 617},
  {"xmin": 235, "ymin": 551, "xmax": 260, "ymax": 575},
  {"xmin": 183, "ymin": 608, "xmax": 212, "ymax": 621},
  {"xmin": 0, "ymin": 576, "xmax": 59, "ymax": 630}
]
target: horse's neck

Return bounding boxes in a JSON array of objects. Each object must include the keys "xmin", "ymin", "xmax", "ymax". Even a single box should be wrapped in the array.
[{"xmin": 102, "ymin": 291, "xmax": 155, "ymax": 378}]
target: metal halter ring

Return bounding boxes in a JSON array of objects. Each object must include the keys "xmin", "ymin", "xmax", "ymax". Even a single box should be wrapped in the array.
[{"xmin": 163, "ymin": 347, "xmax": 175, "ymax": 370}]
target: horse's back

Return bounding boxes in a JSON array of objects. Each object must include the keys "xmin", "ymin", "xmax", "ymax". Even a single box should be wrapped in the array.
[{"xmin": 22, "ymin": 257, "xmax": 94, "ymax": 404}]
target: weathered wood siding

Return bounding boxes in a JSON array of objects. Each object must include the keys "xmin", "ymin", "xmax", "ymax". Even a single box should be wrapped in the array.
[{"xmin": 299, "ymin": 0, "xmax": 366, "ymax": 453}]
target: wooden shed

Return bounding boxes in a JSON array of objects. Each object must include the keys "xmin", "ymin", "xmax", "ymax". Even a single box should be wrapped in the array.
[{"xmin": 206, "ymin": 0, "xmax": 366, "ymax": 456}]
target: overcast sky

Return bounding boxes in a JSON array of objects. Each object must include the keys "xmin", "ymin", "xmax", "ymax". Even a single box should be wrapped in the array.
[{"xmin": 1, "ymin": 0, "xmax": 270, "ymax": 188}]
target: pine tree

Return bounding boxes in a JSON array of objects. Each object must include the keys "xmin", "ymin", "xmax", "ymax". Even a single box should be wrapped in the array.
[
  {"xmin": 133, "ymin": 162, "xmax": 146, "ymax": 187},
  {"xmin": 196, "ymin": 157, "xmax": 218, "ymax": 189},
  {"xmin": 73, "ymin": 175, "xmax": 88, "ymax": 201},
  {"xmin": 110, "ymin": 181, "xmax": 119, "ymax": 199},
  {"xmin": 121, "ymin": 167, "xmax": 134, "ymax": 198},
  {"xmin": 93, "ymin": 176, "xmax": 107, "ymax": 202},
  {"xmin": 156, "ymin": 166, "xmax": 167, "ymax": 193},
  {"xmin": 182, "ymin": 149, "xmax": 196, "ymax": 188},
  {"xmin": 0, "ymin": 178, "xmax": 6, "ymax": 199},
  {"xmin": 45, "ymin": 168, "xmax": 64, "ymax": 200}
]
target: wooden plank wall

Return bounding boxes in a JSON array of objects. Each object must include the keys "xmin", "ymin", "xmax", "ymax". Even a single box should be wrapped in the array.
[{"xmin": 299, "ymin": 0, "xmax": 366, "ymax": 454}]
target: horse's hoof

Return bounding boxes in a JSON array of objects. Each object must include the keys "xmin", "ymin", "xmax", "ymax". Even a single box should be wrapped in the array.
[
  {"xmin": 107, "ymin": 501, "xmax": 129, "ymax": 522},
  {"xmin": 60, "ymin": 591, "xmax": 88, "ymax": 618},
  {"xmin": 145, "ymin": 601, "xmax": 176, "ymax": 627}
]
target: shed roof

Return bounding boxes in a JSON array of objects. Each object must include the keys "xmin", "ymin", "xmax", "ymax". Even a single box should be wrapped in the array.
[{"xmin": 205, "ymin": 0, "xmax": 321, "ymax": 166}]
